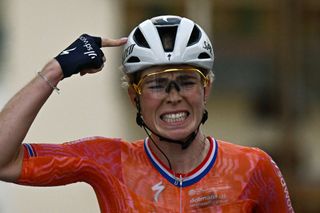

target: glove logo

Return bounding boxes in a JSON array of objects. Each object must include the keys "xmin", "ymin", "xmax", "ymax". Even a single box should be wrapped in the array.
[
  {"xmin": 84, "ymin": 51, "xmax": 98, "ymax": 59},
  {"xmin": 79, "ymin": 35, "xmax": 98, "ymax": 59},
  {"xmin": 60, "ymin": 47, "xmax": 77, "ymax": 55}
]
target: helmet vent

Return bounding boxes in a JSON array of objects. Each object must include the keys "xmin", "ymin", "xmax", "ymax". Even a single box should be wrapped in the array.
[
  {"xmin": 152, "ymin": 17, "xmax": 181, "ymax": 26},
  {"xmin": 127, "ymin": 56, "xmax": 140, "ymax": 63},
  {"xmin": 198, "ymin": 52, "xmax": 211, "ymax": 59},
  {"xmin": 187, "ymin": 25, "xmax": 202, "ymax": 46},
  {"xmin": 133, "ymin": 28, "xmax": 150, "ymax": 48},
  {"xmin": 157, "ymin": 26, "xmax": 177, "ymax": 52}
]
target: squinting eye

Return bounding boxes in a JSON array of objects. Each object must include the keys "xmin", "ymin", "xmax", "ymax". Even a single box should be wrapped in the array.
[
  {"xmin": 180, "ymin": 80, "xmax": 196, "ymax": 86},
  {"xmin": 178, "ymin": 78, "xmax": 198, "ymax": 89},
  {"xmin": 148, "ymin": 83, "xmax": 166, "ymax": 90},
  {"xmin": 145, "ymin": 79, "xmax": 168, "ymax": 91}
]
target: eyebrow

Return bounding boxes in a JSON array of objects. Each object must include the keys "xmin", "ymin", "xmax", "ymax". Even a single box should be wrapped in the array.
[
  {"xmin": 176, "ymin": 74, "xmax": 199, "ymax": 80},
  {"xmin": 144, "ymin": 77, "xmax": 168, "ymax": 85}
]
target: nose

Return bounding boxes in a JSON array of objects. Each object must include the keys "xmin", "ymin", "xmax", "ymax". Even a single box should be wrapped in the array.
[
  {"xmin": 165, "ymin": 81, "xmax": 180, "ymax": 93},
  {"xmin": 165, "ymin": 81, "xmax": 182, "ymax": 104}
]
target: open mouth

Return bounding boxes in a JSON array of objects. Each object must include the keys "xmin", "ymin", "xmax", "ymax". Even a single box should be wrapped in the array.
[{"xmin": 160, "ymin": 111, "xmax": 189, "ymax": 123}]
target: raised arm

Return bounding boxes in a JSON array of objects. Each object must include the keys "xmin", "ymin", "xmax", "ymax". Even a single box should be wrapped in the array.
[
  {"xmin": 0, "ymin": 35, "xmax": 127, "ymax": 182},
  {"xmin": 0, "ymin": 60, "xmax": 63, "ymax": 181}
]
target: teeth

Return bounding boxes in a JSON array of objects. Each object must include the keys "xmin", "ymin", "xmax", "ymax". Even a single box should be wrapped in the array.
[{"xmin": 162, "ymin": 112, "xmax": 187, "ymax": 123}]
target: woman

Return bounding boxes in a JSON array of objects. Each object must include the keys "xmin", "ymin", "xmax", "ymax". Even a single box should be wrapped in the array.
[{"xmin": 0, "ymin": 15, "xmax": 294, "ymax": 212}]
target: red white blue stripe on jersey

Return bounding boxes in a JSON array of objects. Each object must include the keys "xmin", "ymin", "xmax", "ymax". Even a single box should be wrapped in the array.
[
  {"xmin": 23, "ymin": 143, "xmax": 37, "ymax": 157},
  {"xmin": 144, "ymin": 137, "xmax": 218, "ymax": 187}
]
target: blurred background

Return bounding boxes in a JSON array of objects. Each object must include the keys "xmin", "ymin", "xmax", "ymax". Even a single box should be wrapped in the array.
[{"xmin": 0, "ymin": 0, "xmax": 319, "ymax": 212}]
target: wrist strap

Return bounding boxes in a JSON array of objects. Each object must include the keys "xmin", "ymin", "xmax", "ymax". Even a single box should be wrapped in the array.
[{"xmin": 37, "ymin": 72, "xmax": 60, "ymax": 94}]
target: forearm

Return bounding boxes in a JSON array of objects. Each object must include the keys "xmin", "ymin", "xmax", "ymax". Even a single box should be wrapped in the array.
[{"xmin": 0, "ymin": 59, "xmax": 63, "ymax": 176}]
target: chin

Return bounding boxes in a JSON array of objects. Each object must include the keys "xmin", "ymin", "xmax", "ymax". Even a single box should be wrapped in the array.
[{"xmin": 157, "ymin": 126, "xmax": 196, "ymax": 141}]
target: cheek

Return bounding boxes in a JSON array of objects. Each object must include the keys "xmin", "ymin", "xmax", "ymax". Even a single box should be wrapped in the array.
[
  {"xmin": 139, "ymin": 94, "xmax": 159, "ymax": 114},
  {"xmin": 190, "ymin": 89, "xmax": 205, "ymax": 106}
]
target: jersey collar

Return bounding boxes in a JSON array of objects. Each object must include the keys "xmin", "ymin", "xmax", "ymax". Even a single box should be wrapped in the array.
[{"xmin": 144, "ymin": 136, "xmax": 218, "ymax": 187}]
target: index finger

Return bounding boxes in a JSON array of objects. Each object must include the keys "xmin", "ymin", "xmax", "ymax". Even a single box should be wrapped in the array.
[{"xmin": 101, "ymin": 37, "xmax": 127, "ymax": 47}]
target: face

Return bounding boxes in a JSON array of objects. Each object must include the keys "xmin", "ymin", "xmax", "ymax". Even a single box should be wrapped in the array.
[{"xmin": 129, "ymin": 65, "xmax": 212, "ymax": 141}]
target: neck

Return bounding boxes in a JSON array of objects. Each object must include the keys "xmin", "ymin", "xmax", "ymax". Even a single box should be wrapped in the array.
[{"xmin": 149, "ymin": 131, "xmax": 209, "ymax": 174}]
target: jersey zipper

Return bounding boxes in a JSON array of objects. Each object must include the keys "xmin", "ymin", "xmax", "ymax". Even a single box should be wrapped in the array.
[{"xmin": 179, "ymin": 175, "xmax": 183, "ymax": 213}]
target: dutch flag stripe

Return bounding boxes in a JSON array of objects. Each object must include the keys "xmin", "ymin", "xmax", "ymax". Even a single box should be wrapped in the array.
[
  {"xmin": 24, "ymin": 144, "xmax": 36, "ymax": 157},
  {"xmin": 144, "ymin": 137, "xmax": 218, "ymax": 187}
]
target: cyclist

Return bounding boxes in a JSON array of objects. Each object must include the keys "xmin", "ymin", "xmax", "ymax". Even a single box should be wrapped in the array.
[{"xmin": 0, "ymin": 15, "xmax": 294, "ymax": 212}]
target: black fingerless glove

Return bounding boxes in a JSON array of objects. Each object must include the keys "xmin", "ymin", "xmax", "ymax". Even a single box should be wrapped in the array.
[{"xmin": 55, "ymin": 34, "xmax": 105, "ymax": 78}]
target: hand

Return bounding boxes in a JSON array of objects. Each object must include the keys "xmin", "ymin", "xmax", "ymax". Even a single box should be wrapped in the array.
[
  {"xmin": 55, "ymin": 34, "xmax": 127, "ymax": 78},
  {"xmin": 79, "ymin": 37, "xmax": 127, "ymax": 76}
]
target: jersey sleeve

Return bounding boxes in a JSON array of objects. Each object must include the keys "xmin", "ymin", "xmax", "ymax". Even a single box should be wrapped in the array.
[
  {"xmin": 17, "ymin": 137, "xmax": 123, "ymax": 187},
  {"xmin": 240, "ymin": 148, "xmax": 294, "ymax": 212}
]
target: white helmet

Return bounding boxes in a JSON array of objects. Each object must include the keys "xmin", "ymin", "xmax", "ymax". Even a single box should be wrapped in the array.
[{"xmin": 122, "ymin": 15, "xmax": 214, "ymax": 74}]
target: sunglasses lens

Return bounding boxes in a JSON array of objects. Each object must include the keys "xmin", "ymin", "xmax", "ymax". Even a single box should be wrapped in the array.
[{"xmin": 134, "ymin": 69, "xmax": 208, "ymax": 98}]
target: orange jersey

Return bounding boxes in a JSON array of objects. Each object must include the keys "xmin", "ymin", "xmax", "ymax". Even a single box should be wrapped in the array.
[{"xmin": 18, "ymin": 137, "xmax": 294, "ymax": 212}]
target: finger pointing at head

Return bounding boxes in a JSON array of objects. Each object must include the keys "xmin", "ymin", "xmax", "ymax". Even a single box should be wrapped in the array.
[{"xmin": 101, "ymin": 37, "xmax": 127, "ymax": 47}]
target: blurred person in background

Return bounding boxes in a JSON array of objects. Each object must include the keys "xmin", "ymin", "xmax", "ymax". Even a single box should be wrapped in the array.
[{"xmin": 0, "ymin": 15, "xmax": 294, "ymax": 212}]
